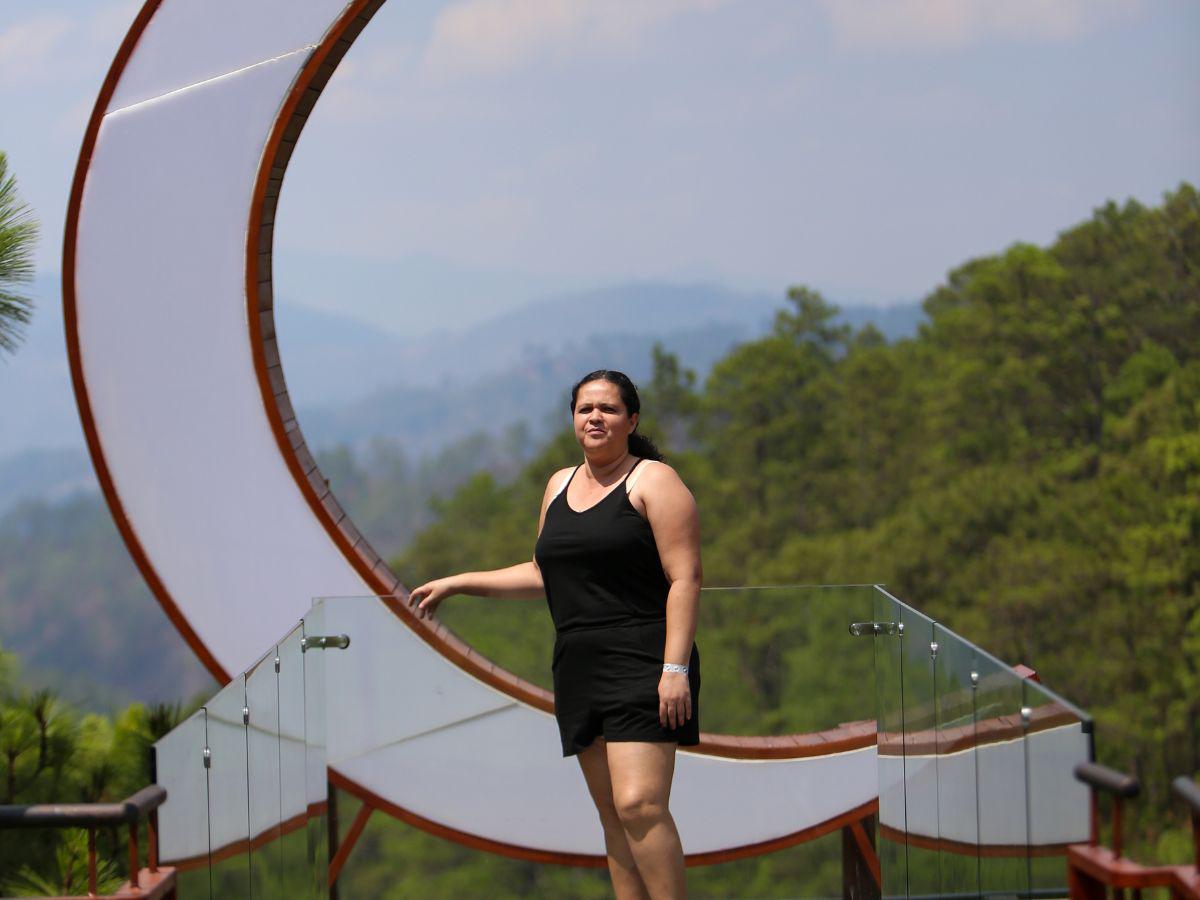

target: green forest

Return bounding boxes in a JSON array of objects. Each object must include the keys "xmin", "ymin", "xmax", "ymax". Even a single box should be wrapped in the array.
[
  {"xmin": 2, "ymin": 184, "xmax": 1197, "ymax": 897},
  {"xmin": 384, "ymin": 183, "xmax": 1200, "ymax": 896}
]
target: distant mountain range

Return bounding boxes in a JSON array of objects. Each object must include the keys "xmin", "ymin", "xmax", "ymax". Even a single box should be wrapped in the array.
[{"xmin": 0, "ymin": 274, "xmax": 923, "ymax": 513}]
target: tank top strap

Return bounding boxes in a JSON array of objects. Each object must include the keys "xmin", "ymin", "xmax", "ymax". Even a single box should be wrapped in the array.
[
  {"xmin": 551, "ymin": 465, "xmax": 580, "ymax": 501},
  {"xmin": 624, "ymin": 457, "xmax": 648, "ymax": 493}
]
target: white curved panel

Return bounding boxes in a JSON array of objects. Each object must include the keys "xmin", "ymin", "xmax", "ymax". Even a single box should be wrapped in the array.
[
  {"xmin": 1028, "ymin": 723, "xmax": 1090, "ymax": 843},
  {"xmin": 77, "ymin": 53, "xmax": 368, "ymax": 674},
  {"xmin": 335, "ymin": 704, "xmax": 877, "ymax": 856},
  {"xmin": 109, "ymin": 0, "xmax": 353, "ymax": 113},
  {"xmin": 336, "ymin": 704, "xmax": 603, "ymax": 854},
  {"xmin": 672, "ymin": 746, "xmax": 877, "ymax": 854},
  {"xmin": 878, "ymin": 723, "xmax": 1090, "ymax": 846},
  {"xmin": 322, "ymin": 598, "xmax": 526, "ymax": 764}
]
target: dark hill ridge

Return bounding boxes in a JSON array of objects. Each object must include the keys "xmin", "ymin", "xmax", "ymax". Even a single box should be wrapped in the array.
[
  {"xmin": 277, "ymin": 281, "xmax": 783, "ymax": 398},
  {"xmin": 295, "ymin": 318, "xmax": 752, "ymax": 454}
]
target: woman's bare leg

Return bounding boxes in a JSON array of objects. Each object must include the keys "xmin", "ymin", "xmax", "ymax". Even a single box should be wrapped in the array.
[
  {"xmin": 577, "ymin": 737, "xmax": 652, "ymax": 899},
  {"xmin": 605, "ymin": 741, "xmax": 686, "ymax": 899}
]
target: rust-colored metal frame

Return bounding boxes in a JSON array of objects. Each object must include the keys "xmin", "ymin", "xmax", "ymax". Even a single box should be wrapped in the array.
[
  {"xmin": 329, "ymin": 769, "xmax": 880, "ymax": 870},
  {"xmin": 63, "ymin": 0, "xmax": 878, "ymax": 869}
]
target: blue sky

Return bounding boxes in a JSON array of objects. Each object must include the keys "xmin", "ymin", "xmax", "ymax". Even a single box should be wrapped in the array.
[{"xmin": 1, "ymin": 0, "xmax": 1197, "ymax": 327}]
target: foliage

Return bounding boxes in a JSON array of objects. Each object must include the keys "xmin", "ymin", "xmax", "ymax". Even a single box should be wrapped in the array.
[
  {"xmin": 365, "ymin": 184, "xmax": 1200, "ymax": 893},
  {"xmin": 0, "ymin": 829, "xmax": 124, "ymax": 898},
  {"xmin": 0, "ymin": 494, "xmax": 218, "ymax": 708},
  {"xmin": 0, "ymin": 150, "xmax": 38, "ymax": 356},
  {"xmin": 0, "ymin": 642, "xmax": 193, "ymax": 893}
]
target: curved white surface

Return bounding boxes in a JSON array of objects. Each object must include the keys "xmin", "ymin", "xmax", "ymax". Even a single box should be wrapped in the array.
[
  {"xmin": 877, "ymin": 724, "xmax": 1090, "ymax": 846},
  {"xmin": 78, "ymin": 47, "xmax": 367, "ymax": 672},
  {"xmin": 76, "ymin": 0, "xmax": 880, "ymax": 861}
]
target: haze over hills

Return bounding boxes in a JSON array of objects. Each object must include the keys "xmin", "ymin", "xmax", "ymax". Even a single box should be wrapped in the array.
[
  {"xmin": 273, "ymin": 250, "xmax": 586, "ymax": 340},
  {"xmin": 0, "ymin": 274, "xmax": 921, "ymax": 512}
]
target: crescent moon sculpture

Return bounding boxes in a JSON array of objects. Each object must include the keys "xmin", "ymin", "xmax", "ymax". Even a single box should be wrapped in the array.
[{"xmin": 64, "ymin": 0, "xmax": 888, "ymax": 866}]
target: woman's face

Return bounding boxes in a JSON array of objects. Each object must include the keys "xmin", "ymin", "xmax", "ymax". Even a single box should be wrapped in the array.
[{"xmin": 573, "ymin": 380, "xmax": 638, "ymax": 455}]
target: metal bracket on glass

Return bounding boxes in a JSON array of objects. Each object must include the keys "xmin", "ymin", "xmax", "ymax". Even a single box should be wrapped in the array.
[
  {"xmin": 301, "ymin": 634, "xmax": 351, "ymax": 652},
  {"xmin": 970, "ymin": 670, "xmax": 979, "ymax": 687},
  {"xmin": 202, "ymin": 747, "xmax": 211, "ymax": 769},
  {"xmin": 1020, "ymin": 706, "xmax": 1032, "ymax": 727},
  {"xmin": 274, "ymin": 656, "xmax": 280, "ymax": 673},
  {"xmin": 242, "ymin": 706, "xmax": 249, "ymax": 726},
  {"xmin": 930, "ymin": 641, "xmax": 939, "ymax": 660},
  {"xmin": 849, "ymin": 622, "xmax": 900, "ymax": 636}
]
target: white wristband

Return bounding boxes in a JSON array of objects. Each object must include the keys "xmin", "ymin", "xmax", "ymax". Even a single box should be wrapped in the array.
[{"xmin": 662, "ymin": 663, "xmax": 689, "ymax": 674}]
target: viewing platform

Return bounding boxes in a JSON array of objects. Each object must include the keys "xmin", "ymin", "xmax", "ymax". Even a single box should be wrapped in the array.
[{"xmin": 143, "ymin": 584, "xmax": 1093, "ymax": 898}]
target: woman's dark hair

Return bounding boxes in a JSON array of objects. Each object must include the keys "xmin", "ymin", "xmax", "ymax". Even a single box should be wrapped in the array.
[{"xmin": 570, "ymin": 369, "xmax": 664, "ymax": 461}]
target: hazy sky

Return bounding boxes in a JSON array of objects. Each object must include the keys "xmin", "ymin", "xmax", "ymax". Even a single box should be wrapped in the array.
[{"xmin": 2, "ymin": 0, "xmax": 1197, "ymax": 320}]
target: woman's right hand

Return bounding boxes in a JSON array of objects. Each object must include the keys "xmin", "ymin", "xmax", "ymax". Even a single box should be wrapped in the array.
[{"xmin": 406, "ymin": 577, "xmax": 457, "ymax": 620}]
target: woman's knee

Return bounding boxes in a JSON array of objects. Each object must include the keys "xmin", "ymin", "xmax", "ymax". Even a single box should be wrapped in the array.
[
  {"xmin": 613, "ymin": 788, "xmax": 667, "ymax": 830},
  {"xmin": 590, "ymin": 794, "xmax": 623, "ymax": 832}
]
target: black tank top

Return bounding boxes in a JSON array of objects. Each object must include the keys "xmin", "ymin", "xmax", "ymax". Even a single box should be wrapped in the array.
[{"xmin": 534, "ymin": 459, "xmax": 671, "ymax": 634}]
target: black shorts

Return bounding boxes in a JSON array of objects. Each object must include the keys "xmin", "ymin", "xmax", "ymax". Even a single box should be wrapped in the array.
[{"xmin": 551, "ymin": 619, "xmax": 701, "ymax": 757}]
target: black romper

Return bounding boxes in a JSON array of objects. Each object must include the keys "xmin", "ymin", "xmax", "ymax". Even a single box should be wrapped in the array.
[{"xmin": 534, "ymin": 459, "xmax": 701, "ymax": 757}]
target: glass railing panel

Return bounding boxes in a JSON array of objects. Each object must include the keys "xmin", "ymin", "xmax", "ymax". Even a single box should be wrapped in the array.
[
  {"xmin": 278, "ymin": 623, "xmax": 312, "ymax": 897},
  {"xmin": 146, "ymin": 581, "xmax": 1093, "ymax": 900},
  {"xmin": 205, "ymin": 673, "xmax": 252, "ymax": 896},
  {"xmin": 437, "ymin": 584, "xmax": 879, "ymax": 736},
  {"xmin": 154, "ymin": 707, "xmax": 211, "ymax": 898},
  {"xmin": 303, "ymin": 603, "xmax": 330, "ymax": 899},
  {"xmin": 697, "ymin": 584, "xmax": 879, "ymax": 735},
  {"xmin": 1023, "ymin": 677, "xmax": 1091, "ymax": 896},
  {"xmin": 873, "ymin": 586, "xmax": 909, "ymax": 899},
  {"xmin": 316, "ymin": 591, "xmax": 878, "ymax": 899},
  {"xmin": 973, "ymin": 649, "xmax": 1030, "ymax": 898},
  {"xmin": 246, "ymin": 643, "xmax": 283, "ymax": 898},
  {"xmin": 898, "ymin": 603, "xmax": 940, "ymax": 898},
  {"xmin": 932, "ymin": 622, "xmax": 981, "ymax": 898}
]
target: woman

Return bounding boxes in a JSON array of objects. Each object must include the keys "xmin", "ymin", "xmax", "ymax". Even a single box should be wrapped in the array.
[{"xmin": 407, "ymin": 369, "xmax": 701, "ymax": 900}]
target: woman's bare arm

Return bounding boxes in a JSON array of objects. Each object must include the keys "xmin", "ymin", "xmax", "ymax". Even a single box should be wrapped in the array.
[
  {"xmin": 407, "ymin": 467, "xmax": 573, "ymax": 618},
  {"xmin": 637, "ymin": 461, "xmax": 702, "ymax": 728}
]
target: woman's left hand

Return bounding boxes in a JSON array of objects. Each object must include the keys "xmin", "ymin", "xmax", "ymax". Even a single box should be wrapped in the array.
[{"xmin": 659, "ymin": 671, "xmax": 692, "ymax": 730}]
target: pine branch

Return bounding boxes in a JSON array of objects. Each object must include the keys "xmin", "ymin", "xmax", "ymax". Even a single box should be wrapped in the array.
[{"xmin": 0, "ymin": 150, "xmax": 40, "ymax": 355}]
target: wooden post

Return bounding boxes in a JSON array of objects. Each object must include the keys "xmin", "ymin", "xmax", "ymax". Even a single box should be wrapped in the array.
[
  {"xmin": 841, "ymin": 812, "xmax": 881, "ymax": 900},
  {"xmin": 1192, "ymin": 811, "xmax": 1199, "ymax": 869},
  {"xmin": 87, "ymin": 826, "xmax": 98, "ymax": 898},
  {"xmin": 148, "ymin": 809, "xmax": 159, "ymax": 873},
  {"xmin": 1089, "ymin": 789, "xmax": 1099, "ymax": 846},
  {"xmin": 128, "ymin": 820, "xmax": 140, "ymax": 888},
  {"xmin": 1113, "ymin": 798, "xmax": 1124, "ymax": 859}
]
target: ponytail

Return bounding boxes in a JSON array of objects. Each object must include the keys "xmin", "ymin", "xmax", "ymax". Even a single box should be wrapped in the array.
[{"xmin": 628, "ymin": 430, "xmax": 664, "ymax": 462}]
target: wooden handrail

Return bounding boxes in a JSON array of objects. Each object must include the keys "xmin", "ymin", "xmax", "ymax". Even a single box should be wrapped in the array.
[
  {"xmin": 0, "ymin": 784, "xmax": 170, "ymax": 897},
  {"xmin": 0, "ymin": 784, "xmax": 166, "ymax": 828}
]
